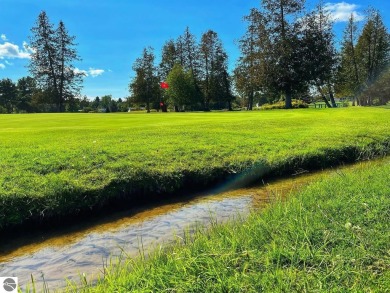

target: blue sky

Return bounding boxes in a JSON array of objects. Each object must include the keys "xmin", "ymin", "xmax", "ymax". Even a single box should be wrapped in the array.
[{"xmin": 1, "ymin": 0, "xmax": 389, "ymax": 99}]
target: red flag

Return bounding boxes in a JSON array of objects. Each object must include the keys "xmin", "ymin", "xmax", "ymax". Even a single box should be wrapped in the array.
[{"xmin": 160, "ymin": 82, "xmax": 169, "ymax": 89}]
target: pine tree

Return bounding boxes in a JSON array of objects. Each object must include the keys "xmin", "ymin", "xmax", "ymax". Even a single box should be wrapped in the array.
[
  {"xmin": 200, "ymin": 30, "xmax": 232, "ymax": 110},
  {"xmin": 56, "ymin": 21, "xmax": 83, "ymax": 111},
  {"xmin": 129, "ymin": 47, "xmax": 160, "ymax": 113},
  {"xmin": 336, "ymin": 14, "xmax": 361, "ymax": 105},
  {"xmin": 337, "ymin": 10, "xmax": 390, "ymax": 106},
  {"xmin": 301, "ymin": 2, "xmax": 338, "ymax": 107},
  {"xmin": 179, "ymin": 27, "xmax": 203, "ymax": 104},
  {"xmin": 356, "ymin": 9, "xmax": 390, "ymax": 105},
  {"xmin": 159, "ymin": 39, "xmax": 177, "ymax": 81},
  {"xmin": 234, "ymin": 8, "xmax": 270, "ymax": 110},
  {"xmin": 261, "ymin": 0, "xmax": 306, "ymax": 109},
  {"xmin": 28, "ymin": 11, "xmax": 82, "ymax": 112}
]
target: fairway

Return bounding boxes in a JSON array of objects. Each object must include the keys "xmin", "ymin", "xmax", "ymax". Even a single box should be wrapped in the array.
[{"xmin": 0, "ymin": 108, "xmax": 389, "ymax": 230}]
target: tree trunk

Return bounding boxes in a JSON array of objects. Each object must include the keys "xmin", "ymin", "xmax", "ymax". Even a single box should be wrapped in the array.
[
  {"xmin": 356, "ymin": 96, "xmax": 361, "ymax": 106},
  {"xmin": 174, "ymin": 105, "xmax": 179, "ymax": 112},
  {"xmin": 317, "ymin": 85, "xmax": 332, "ymax": 108},
  {"xmin": 285, "ymin": 88, "xmax": 292, "ymax": 109},
  {"xmin": 328, "ymin": 83, "xmax": 337, "ymax": 108},
  {"xmin": 228, "ymin": 101, "xmax": 232, "ymax": 111},
  {"xmin": 321, "ymin": 95, "xmax": 332, "ymax": 108},
  {"xmin": 247, "ymin": 95, "xmax": 253, "ymax": 110},
  {"xmin": 203, "ymin": 99, "xmax": 210, "ymax": 111}
]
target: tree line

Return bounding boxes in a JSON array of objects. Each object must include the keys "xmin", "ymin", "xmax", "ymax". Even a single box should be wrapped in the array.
[
  {"xmin": 129, "ymin": 27, "xmax": 234, "ymax": 112},
  {"xmin": 1, "ymin": 2, "xmax": 389, "ymax": 114},
  {"xmin": 130, "ymin": 0, "xmax": 390, "ymax": 110},
  {"xmin": 0, "ymin": 11, "xmax": 83, "ymax": 113},
  {"xmin": 0, "ymin": 11, "xmax": 130, "ymax": 113},
  {"xmin": 0, "ymin": 76, "xmax": 129, "ymax": 113},
  {"xmin": 235, "ymin": 1, "xmax": 390, "ymax": 108}
]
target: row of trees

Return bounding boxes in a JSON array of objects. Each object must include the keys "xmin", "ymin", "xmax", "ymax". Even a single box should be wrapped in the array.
[
  {"xmin": 129, "ymin": 0, "xmax": 390, "ymax": 111},
  {"xmin": 129, "ymin": 28, "xmax": 234, "ymax": 112},
  {"xmin": 0, "ymin": 77, "xmax": 130, "ymax": 113},
  {"xmin": 234, "ymin": 0, "xmax": 390, "ymax": 109},
  {"xmin": 0, "ymin": 77, "xmax": 37, "ymax": 113},
  {"xmin": 2, "ymin": 4, "xmax": 389, "ymax": 114},
  {"xmin": 337, "ymin": 10, "xmax": 390, "ymax": 106}
]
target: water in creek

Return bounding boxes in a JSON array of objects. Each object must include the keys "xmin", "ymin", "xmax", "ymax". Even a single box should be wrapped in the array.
[{"xmin": 0, "ymin": 161, "xmax": 375, "ymax": 291}]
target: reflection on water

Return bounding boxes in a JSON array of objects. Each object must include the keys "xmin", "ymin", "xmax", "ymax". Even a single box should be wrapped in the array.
[{"xmin": 0, "ymin": 160, "xmax": 379, "ymax": 290}]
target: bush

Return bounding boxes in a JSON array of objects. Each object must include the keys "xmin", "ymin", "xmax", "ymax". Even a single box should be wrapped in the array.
[
  {"xmin": 261, "ymin": 99, "xmax": 308, "ymax": 110},
  {"xmin": 0, "ymin": 105, "xmax": 8, "ymax": 114}
]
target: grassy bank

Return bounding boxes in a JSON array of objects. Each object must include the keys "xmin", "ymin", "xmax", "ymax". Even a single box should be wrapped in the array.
[
  {"xmin": 1, "ymin": 108, "xmax": 390, "ymax": 231},
  {"xmin": 63, "ymin": 158, "xmax": 390, "ymax": 292}
]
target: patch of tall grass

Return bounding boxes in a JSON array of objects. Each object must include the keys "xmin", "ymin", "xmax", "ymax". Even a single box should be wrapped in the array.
[
  {"xmin": 62, "ymin": 159, "xmax": 390, "ymax": 292},
  {"xmin": 0, "ymin": 108, "xmax": 390, "ymax": 231}
]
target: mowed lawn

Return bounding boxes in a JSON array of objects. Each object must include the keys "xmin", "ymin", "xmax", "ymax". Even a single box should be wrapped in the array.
[
  {"xmin": 0, "ymin": 108, "xmax": 389, "ymax": 229},
  {"xmin": 67, "ymin": 156, "xmax": 390, "ymax": 293}
]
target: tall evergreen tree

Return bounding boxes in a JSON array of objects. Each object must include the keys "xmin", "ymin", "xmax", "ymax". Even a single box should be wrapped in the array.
[
  {"xmin": 129, "ymin": 47, "xmax": 160, "ymax": 113},
  {"xmin": 28, "ymin": 11, "xmax": 82, "ymax": 112},
  {"xmin": 261, "ymin": 0, "xmax": 307, "ymax": 109},
  {"xmin": 159, "ymin": 39, "xmax": 177, "ymax": 81},
  {"xmin": 179, "ymin": 27, "xmax": 203, "ymax": 103},
  {"xmin": 336, "ymin": 14, "xmax": 361, "ymax": 105},
  {"xmin": 28, "ymin": 12, "xmax": 58, "ymax": 100},
  {"xmin": 200, "ymin": 30, "xmax": 232, "ymax": 110},
  {"xmin": 234, "ymin": 9, "xmax": 269, "ymax": 110},
  {"xmin": 337, "ymin": 10, "xmax": 390, "ymax": 105},
  {"xmin": 301, "ymin": 2, "xmax": 338, "ymax": 107},
  {"xmin": 56, "ymin": 21, "xmax": 83, "ymax": 111},
  {"xmin": 356, "ymin": 9, "xmax": 390, "ymax": 105}
]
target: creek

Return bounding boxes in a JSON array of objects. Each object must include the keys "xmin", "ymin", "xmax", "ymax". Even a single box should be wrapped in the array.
[{"xmin": 0, "ymin": 161, "xmax": 374, "ymax": 291}]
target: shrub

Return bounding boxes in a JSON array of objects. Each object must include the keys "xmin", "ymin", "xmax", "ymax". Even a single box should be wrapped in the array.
[{"xmin": 261, "ymin": 99, "xmax": 308, "ymax": 110}]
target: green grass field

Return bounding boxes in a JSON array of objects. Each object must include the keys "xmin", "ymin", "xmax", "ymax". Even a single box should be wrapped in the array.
[
  {"xmin": 56, "ymin": 157, "xmax": 390, "ymax": 292},
  {"xmin": 1, "ymin": 107, "xmax": 390, "ymax": 230}
]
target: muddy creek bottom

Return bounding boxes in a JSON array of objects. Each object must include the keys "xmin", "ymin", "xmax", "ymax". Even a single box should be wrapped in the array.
[{"xmin": 0, "ymin": 162, "xmax": 370, "ymax": 291}]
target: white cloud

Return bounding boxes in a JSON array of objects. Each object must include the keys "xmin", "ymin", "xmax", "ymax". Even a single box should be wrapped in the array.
[
  {"xmin": 324, "ymin": 2, "xmax": 364, "ymax": 22},
  {"xmin": 1, "ymin": 34, "xmax": 7, "ymax": 41},
  {"xmin": 0, "ymin": 63, "xmax": 5, "ymax": 69},
  {"xmin": 23, "ymin": 41, "xmax": 35, "ymax": 54},
  {"xmin": 88, "ymin": 68, "xmax": 105, "ymax": 77},
  {"xmin": 74, "ymin": 67, "xmax": 105, "ymax": 78},
  {"xmin": 0, "ymin": 41, "xmax": 32, "ymax": 59},
  {"xmin": 74, "ymin": 67, "xmax": 88, "ymax": 76}
]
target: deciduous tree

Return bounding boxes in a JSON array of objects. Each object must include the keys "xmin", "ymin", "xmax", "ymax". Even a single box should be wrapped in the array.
[
  {"xmin": 0, "ymin": 78, "xmax": 17, "ymax": 113},
  {"xmin": 166, "ymin": 63, "xmax": 197, "ymax": 111},
  {"xmin": 17, "ymin": 76, "xmax": 36, "ymax": 112}
]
